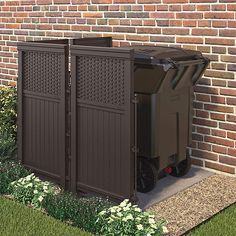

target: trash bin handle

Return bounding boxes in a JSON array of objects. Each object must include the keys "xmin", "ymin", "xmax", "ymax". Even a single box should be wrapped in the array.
[{"xmin": 174, "ymin": 58, "xmax": 206, "ymax": 67}]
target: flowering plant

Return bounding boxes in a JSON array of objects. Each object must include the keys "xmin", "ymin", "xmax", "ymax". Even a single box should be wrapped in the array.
[
  {"xmin": 97, "ymin": 199, "xmax": 168, "ymax": 236},
  {"xmin": 10, "ymin": 173, "xmax": 60, "ymax": 208}
]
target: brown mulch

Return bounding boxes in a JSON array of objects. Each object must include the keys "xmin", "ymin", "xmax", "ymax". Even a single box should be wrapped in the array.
[{"xmin": 148, "ymin": 174, "xmax": 236, "ymax": 236}]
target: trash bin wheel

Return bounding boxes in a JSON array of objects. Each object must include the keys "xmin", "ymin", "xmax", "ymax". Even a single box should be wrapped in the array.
[
  {"xmin": 137, "ymin": 157, "xmax": 157, "ymax": 193},
  {"xmin": 170, "ymin": 153, "xmax": 191, "ymax": 177}
]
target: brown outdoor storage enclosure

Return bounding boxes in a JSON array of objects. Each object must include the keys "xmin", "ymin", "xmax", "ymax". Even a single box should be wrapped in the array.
[{"xmin": 17, "ymin": 37, "xmax": 209, "ymax": 200}]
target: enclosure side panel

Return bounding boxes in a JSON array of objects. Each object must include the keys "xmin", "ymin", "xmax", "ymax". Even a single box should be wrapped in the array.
[
  {"xmin": 71, "ymin": 47, "xmax": 134, "ymax": 201},
  {"xmin": 18, "ymin": 45, "xmax": 68, "ymax": 186}
]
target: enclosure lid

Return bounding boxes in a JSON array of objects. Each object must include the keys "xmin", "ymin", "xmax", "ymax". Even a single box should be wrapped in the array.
[{"xmin": 128, "ymin": 45, "xmax": 202, "ymax": 64}]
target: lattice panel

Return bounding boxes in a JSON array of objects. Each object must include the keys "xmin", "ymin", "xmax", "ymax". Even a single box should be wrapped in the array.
[
  {"xmin": 23, "ymin": 51, "xmax": 62, "ymax": 96},
  {"xmin": 77, "ymin": 56, "xmax": 125, "ymax": 105}
]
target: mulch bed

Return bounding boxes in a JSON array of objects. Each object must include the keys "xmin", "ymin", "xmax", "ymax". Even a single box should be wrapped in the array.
[{"xmin": 148, "ymin": 174, "xmax": 236, "ymax": 236}]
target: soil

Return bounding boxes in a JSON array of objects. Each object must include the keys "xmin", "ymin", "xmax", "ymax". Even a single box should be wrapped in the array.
[{"xmin": 148, "ymin": 174, "xmax": 236, "ymax": 236}]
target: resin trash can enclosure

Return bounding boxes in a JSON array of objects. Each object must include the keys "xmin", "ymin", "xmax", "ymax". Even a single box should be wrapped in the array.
[
  {"xmin": 17, "ymin": 37, "xmax": 209, "ymax": 200},
  {"xmin": 17, "ymin": 37, "xmax": 136, "ymax": 202},
  {"xmin": 130, "ymin": 46, "xmax": 209, "ymax": 193}
]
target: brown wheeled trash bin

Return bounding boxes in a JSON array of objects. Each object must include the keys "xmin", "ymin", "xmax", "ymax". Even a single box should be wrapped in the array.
[{"xmin": 130, "ymin": 46, "xmax": 210, "ymax": 193}]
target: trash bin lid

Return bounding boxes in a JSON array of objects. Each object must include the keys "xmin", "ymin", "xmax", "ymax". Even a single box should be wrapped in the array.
[{"xmin": 128, "ymin": 45, "xmax": 202, "ymax": 64}]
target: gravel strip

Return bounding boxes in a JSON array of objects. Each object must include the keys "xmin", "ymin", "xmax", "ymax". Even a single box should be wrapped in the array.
[{"xmin": 148, "ymin": 174, "xmax": 236, "ymax": 236}]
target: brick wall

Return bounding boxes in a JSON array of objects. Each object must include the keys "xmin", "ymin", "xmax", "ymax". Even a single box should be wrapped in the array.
[{"xmin": 0, "ymin": 0, "xmax": 236, "ymax": 175}]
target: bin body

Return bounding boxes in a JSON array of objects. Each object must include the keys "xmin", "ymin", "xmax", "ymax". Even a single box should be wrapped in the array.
[{"xmin": 131, "ymin": 46, "xmax": 209, "ymax": 170}]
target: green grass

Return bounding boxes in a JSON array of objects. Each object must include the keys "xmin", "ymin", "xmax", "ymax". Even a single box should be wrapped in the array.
[
  {"xmin": 186, "ymin": 203, "xmax": 236, "ymax": 236},
  {"xmin": 0, "ymin": 197, "xmax": 92, "ymax": 236}
]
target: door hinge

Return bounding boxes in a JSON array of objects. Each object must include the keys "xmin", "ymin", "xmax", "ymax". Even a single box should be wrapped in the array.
[{"xmin": 131, "ymin": 94, "xmax": 139, "ymax": 104}]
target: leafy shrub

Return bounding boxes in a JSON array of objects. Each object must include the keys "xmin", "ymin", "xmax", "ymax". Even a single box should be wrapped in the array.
[
  {"xmin": 0, "ymin": 132, "xmax": 16, "ymax": 162},
  {"xmin": 10, "ymin": 173, "xmax": 60, "ymax": 209},
  {"xmin": 97, "ymin": 199, "xmax": 168, "ymax": 236},
  {"xmin": 0, "ymin": 85, "xmax": 17, "ymax": 139},
  {"xmin": 0, "ymin": 85, "xmax": 17, "ymax": 161},
  {"xmin": 43, "ymin": 193, "xmax": 114, "ymax": 234},
  {"xmin": 0, "ymin": 161, "xmax": 30, "ymax": 194}
]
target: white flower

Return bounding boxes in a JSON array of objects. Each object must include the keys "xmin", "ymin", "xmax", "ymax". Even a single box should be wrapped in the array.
[
  {"xmin": 120, "ymin": 199, "xmax": 129, "ymax": 207},
  {"xmin": 126, "ymin": 214, "xmax": 133, "ymax": 220},
  {"xmin": 110, "ymin": 208, "xmax": 116, "ymax": 213},
  {"xmin": 43, "ymin": 186, "xmax": 48, "ymax": 190},
  {"xmin": 117, "ymin": 212, "xmax": 123, "ymax": 217},
  {"xmin": 151, "ymin": 224, "xmax": 157, "ymax": 229},
  {"xmin": 99, "ymin": 210, "xmax": 106, "ymax": 216},
  {"xmin": 134, "ymin": 207, "xmax": 142, "ymax": 212},
  {"xmin": 137, "ymin": 224, "xmax": 143, "ymax": 230},
  {"xmin": 108, "ymin": 219, "xmax": 114, "ymax": 223},
  {"xmin": 38, "ymin": 196, "xmax": 44, "ymax": 202},
  {"xmin": 149, "ymin": 218, "xmax": 155, "ymax": 224},
  {"xmin": 163, "ymin": 226, "xmax": 168, "ymax": 233},
  {"xmin": 33, "ymin": 190, "xmax": 38, "ymax": 194}
]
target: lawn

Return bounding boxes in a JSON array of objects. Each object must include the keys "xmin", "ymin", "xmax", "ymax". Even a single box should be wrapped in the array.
[
  {"xmin": 0, "ymin": 197, "xmax": 92, "ymax": 236},
  {"xmin": 186, "ymin": 203, "xmax": 236, "ymax": 236}
]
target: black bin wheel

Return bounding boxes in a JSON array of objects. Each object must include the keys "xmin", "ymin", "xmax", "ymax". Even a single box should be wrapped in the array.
[
  {"xmin": 170, "ymin": 153, "xmax": 191, "ymax": 177},
  {"xmin": 137, "ymin": 157, "xmax": 157, "ymax": 193}
]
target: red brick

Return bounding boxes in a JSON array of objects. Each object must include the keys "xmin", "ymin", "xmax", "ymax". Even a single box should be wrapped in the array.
[
  {"xmin": 211, "ymin": 4, "xmax": 226, "ymax": 11},
  {"xmin": 212, "ymin": 145, "xmax": 227, "ymax": 154},
  {"xmin": 192, "ymin": 149, "xmax": 218, "ymax": 161},
  {"xmin": 205, "ymin": 161, "xmax": 235, "ymax": 174},
  {"xmin": 210, "ymin": 113, "xmax": 225, "ymax": 121},
  {"xmin": 228, "ymin": 149, "xmax": 236, "ymax": 158},
  {"xmin": 196, "ymin": 110, "xmax": 209, "ymax": 119},
  {"xmin": 92, "ymin": 0, "xmax": 112, "ymax": 3},
  {"xmin": 211, "ymin": 78, "xmax": 226, "ymax": 86},
  {"xmin": 114, "ymin": 27, "xmax": 136, "ymax": 33},
  {"xmin": 150, "ymin": 35, "xmax": 175, "ymax": 43},
  {"xmin": 204, "ymin": 104, "xmax": 233, "ymax": 113},
  {"xmin": 213, "ymin": 46, "xmax": 227, "ymax": 54},
  {"xmin": 176, "ymin": 12, "xmax": 203, "ymax": 19},
  {"xmin": 114, "ymin": 0, "xmax": 135, "ymax": 2},
  {"xmin": 198, "ymin": 142, "xmax": 211, "ymax": 151},
  {"xmin": 144, "ymin": 5, "xmax": 155, "ymax": 11},
  {"xmin": 163, "ymin": 0, "xmax": 188, "ymax": 2},
  {"xmin": 226, "ymin": 115, "xmax": 236, "ymax": 123},
  {"xmin": 220, "ymin": 29, "xmax": 236, "ymax": 37},
  {"xmin": 37, "ymin": 0, "xmax": 52, "ymax": 4},
  {"xmin": 83, "ymin": 12, "xmax": 103, "ymax": 18},
  {"xmin": 219, "ymin": 155, "xmax": 236, "ymax": 166},
  {"xmin": 163, "ymin": 28, "xmax": 189, "ymax": 35},
  {"xmin": 197, "ymin": 4, "xmax": 210, "ymax": 11},
  {"xmin": 71, "ymin": 25, "xmax": 90, "ymax": 31},
  {"xmin": 150, "ymin": 12, "xmax": 175, "ymax": 18},
  {"xmin": 197, "ymin": 20, "xmax": 211, "ymax": 28},
  {"xmin": 126, "ymin": 34, "xmax": 149, "ymax": 42},
  {"xmin": 212, "ymin": 21, "xmax": 227, "ymax": 28},
  {"xmin": 176, "ymin": 37, "xmax": 203, "ymax": 44},
  {"xmin": 197, "ymin": 126, "xmax": 211, "ymax": 135},
  {"xmin": 205, "ymin": 70, "xmax": 234, "ymax": 79},
  {"xmin": 143, "ymin": 20, "xmax": 156, "ymax": 26},
  {"xmin": 190, "ymin": 0, "xmax": 217, "ymax": 2},
  {"xmin": 227, "ymin": 4, "xmax": 236, "ymax": 11},
  {"xmin": 205, "ymin": 38, "xmax": 235, "ymax": 46},
  {"xmin": 227, "ymin": 98, "xmax": 236, "ymax": 105},
  {"xmin": 191, "ymin": 157, "xmax": 204, "ymax": 167},
  {"xmin": 221, "ymin": 88, "xmax": 236, "ymax": 96},
  {"xmin": 210, "ymin": 95, "xmax": 225, "ymax": 104},
  {"xmin": 196, "ymin": 94, "xmax": 211, "ymax": 102},
  {"xmin": 228, "ymin": 21, "xmax": 236, "ymax": 28},
  {"xmin": 137, "ymin": 28, "xmax": 161, "ymax": 34},
  {"xmin": 205, "ymin": 12, "xmax": 234, "ymax": 19},
  {"xmin": 227, "ymin": 131, "xmax": 236, "ymax": 140},
  {"xmin": 137, "ymin": 0, "xmax": 161, "ymax": 2},
  {"xmin": 54, "ymin": 0, "xmax": 70, "ymax": 3},
  {"xmin": 205, "ymin": 135, "xmax": 234, "ymax": 147},
  {"xmin": 193, "ymin": 118, "xmax": 217, "ymax": 128},
  {"xmin": 192, "ymin": 28, "xmax": 217, "ymax": 36},
  {"xmin": 169, "ymin": 5, "xmax": 181, "ymax": 11},
  {"xmin": 219, "ymin": 122, "xmax": 236, "ymax": 132},
  {"xmin": 183, "ymin": 20, "xmax": 197, "ymax": 27},
  {"xmin": 212, "ymin": 129, "xmax": 226, "ymax": 138}
]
